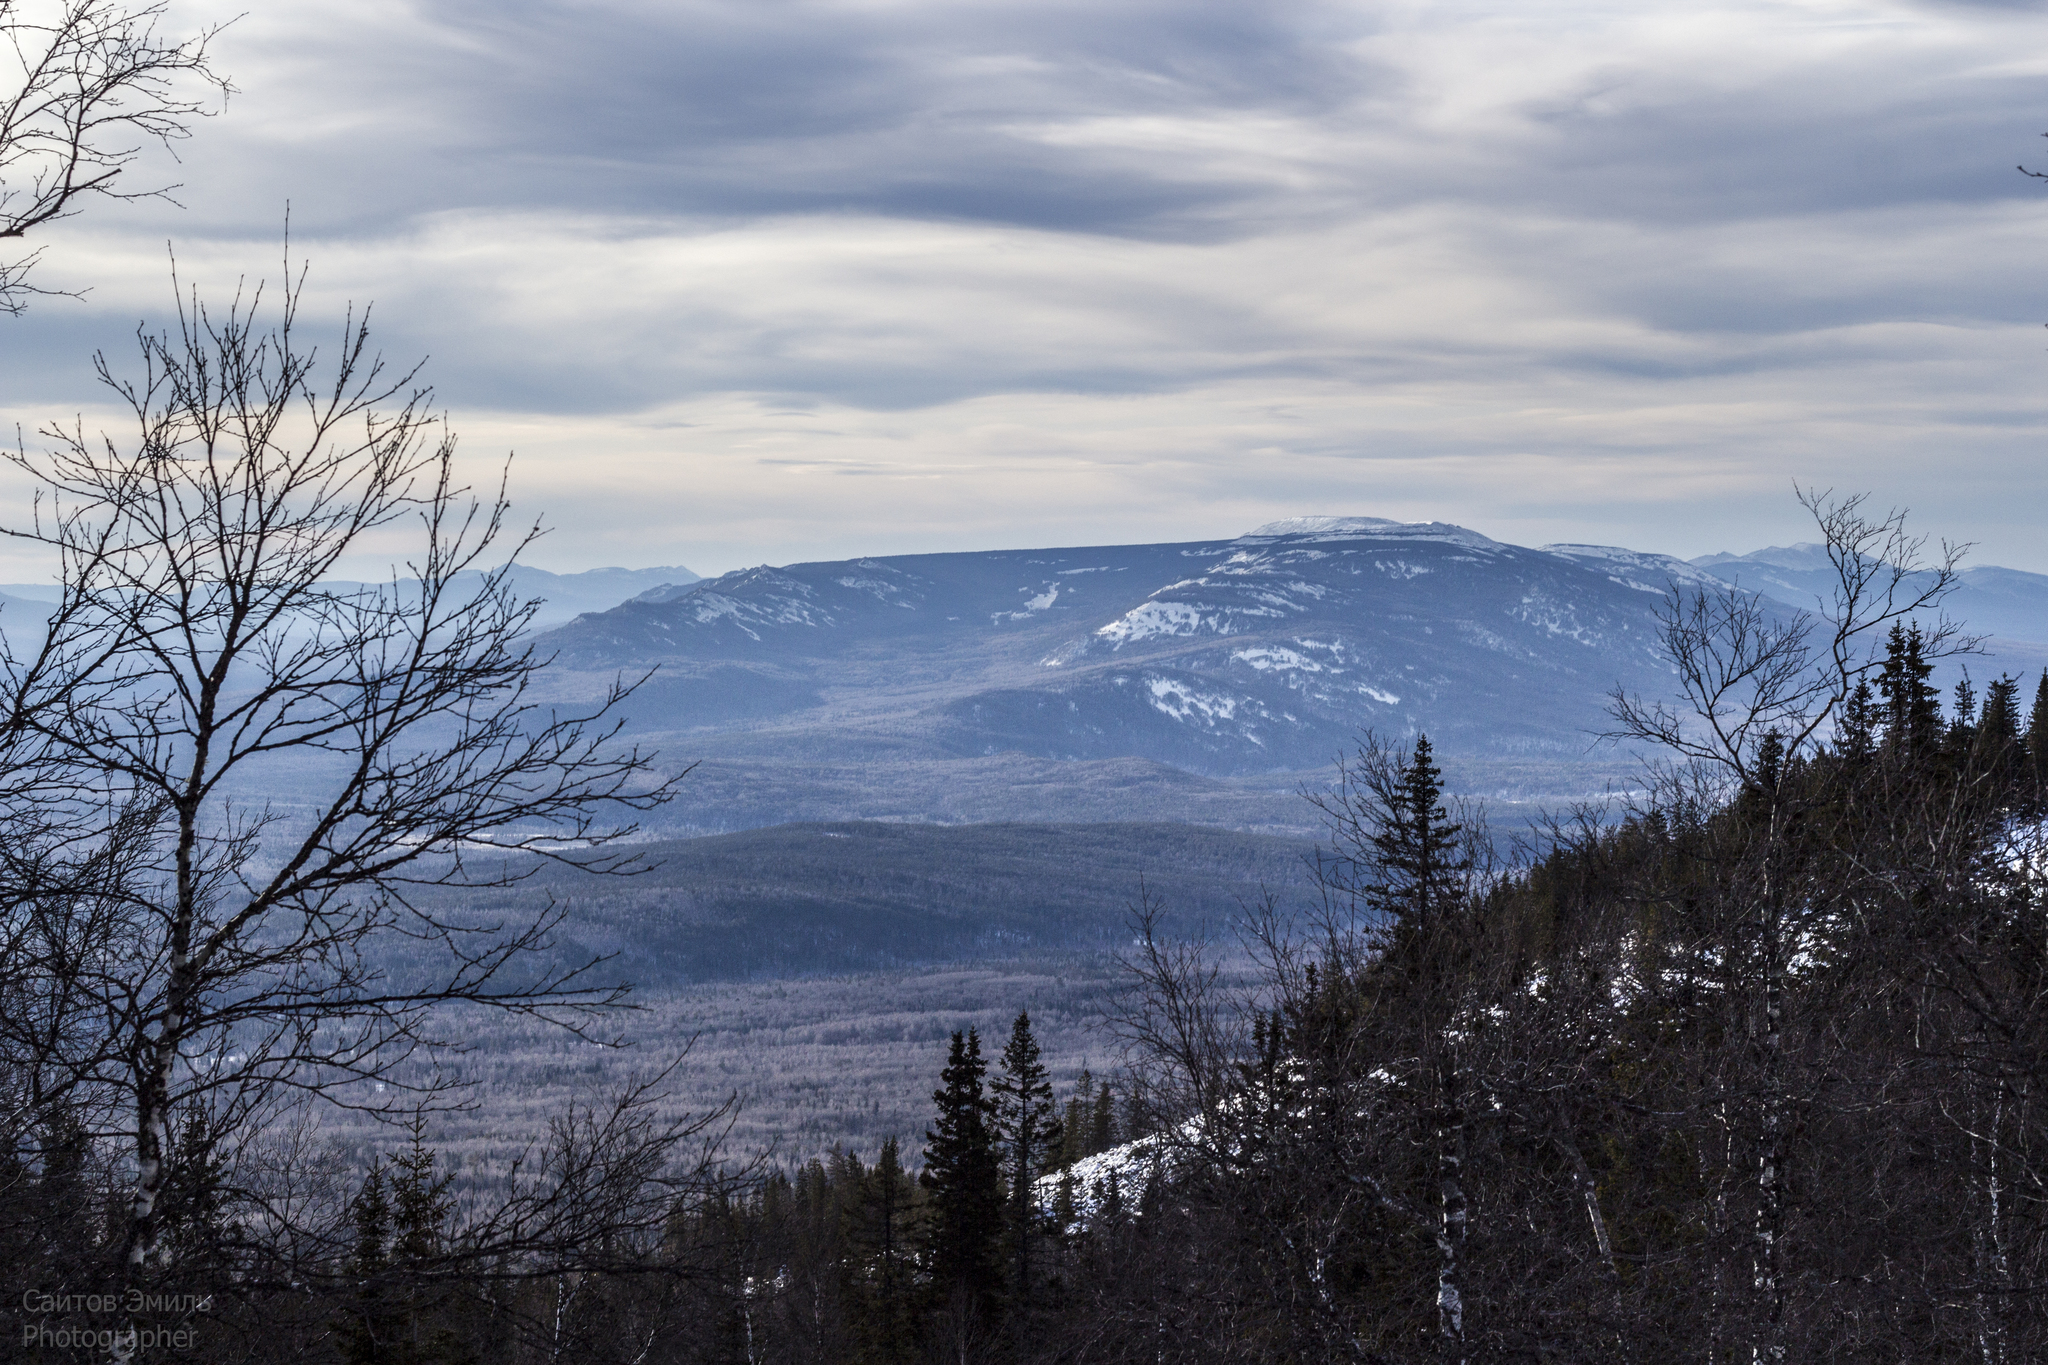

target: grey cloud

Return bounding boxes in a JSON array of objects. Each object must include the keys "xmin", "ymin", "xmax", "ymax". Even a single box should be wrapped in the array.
[
  {"xmin": 187, "ymin": 0, "xmax": 1384, "ymax": 242},
  {"xmin": 1517, "ymin": 81, "xmax": 2045, "ymax": 224},
  {"xmin": 53, "ymin": 2, "xmax": 2048, "ymax": 263},
  {"xmin": 5, "ymin": 0, "xmax": 2047, "ymax": 575}
]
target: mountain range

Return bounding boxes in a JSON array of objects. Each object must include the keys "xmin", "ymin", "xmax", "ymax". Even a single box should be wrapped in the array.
[
  {"xmin": 8, "ymin": 519, "xmax": 2036, "ymax": 835},
  {"xmin": 530, "ymin": 518, "xmax": 2048, "ymax": 833}
]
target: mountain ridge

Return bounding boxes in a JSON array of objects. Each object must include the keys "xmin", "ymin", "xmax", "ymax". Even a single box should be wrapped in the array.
[
  {"xmin": 532, "ymin": 519, "xmax": 2048, "ymax": 807},
  {"xmin": 532, "ymin": 521, "xmax": 1820, "ymax": 805}
]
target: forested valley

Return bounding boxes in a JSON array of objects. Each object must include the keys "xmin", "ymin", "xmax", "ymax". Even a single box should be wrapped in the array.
[
  {"xmin": 11, "ymin": 582, "xmax": 2048, "ymax": 1360},
  {"xmin": 1, "ymin": 0, "xmax": 2043, "ymax": 1357}
]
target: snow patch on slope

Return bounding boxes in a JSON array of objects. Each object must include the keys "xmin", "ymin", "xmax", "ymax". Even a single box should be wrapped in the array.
[
  {"xmin": 1097, "ymin": 600, "xmax": 1206, "ymax": 642},
  {"xmin": 1146, "ymin": 677, "xmax": 1239, "ymax": 724},
  {"xmin": 1513, "ymin": 591, "xmax": 1601, "ymax": 645},
  {"xmin": 1036, "ymin": 1135, "xmax": 1173, "ymax": 1221},
  {"xmin": 995, "ymin": 583, "xmax": 1061, "ymax": 622},
  {"xmin": 1231, "ymin": 645, "xmax": 1332, "ymax": 674}
]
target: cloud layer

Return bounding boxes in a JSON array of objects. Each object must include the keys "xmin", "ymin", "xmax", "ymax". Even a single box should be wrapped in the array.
[{"xmin": 1, "ymin": 0, "xmax": 2042, "ymax": 575}]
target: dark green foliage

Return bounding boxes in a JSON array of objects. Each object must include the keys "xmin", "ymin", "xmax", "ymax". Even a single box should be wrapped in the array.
[
  {"xmin": 1976, "ymin": 674, "xmax": 2025, "ymax": 791},
  {"xmin": 1841, "ymin": 678, "xmax": 1878, "ymax": 760},
  {"xmin": 1879, "ymin": 622, "xmax": 1942, "ymax": 754},
  {"xmin": 0, "ymin": 1105, "xmax": 109, "ymax": 1309},
  {"xmin": 1055, "ymin": 1070, "xmax": 1120, "ymax": 1170},
  {"xmin": 846, "ymin": 1138, "xmax": 918, "ymax": 1365},
  {"xmin": 340, "ymin": 1132, "xmax": 476, "ymax": 1365},
  {"xmin": 1367, "ymin": 733, "xmax": 1470, "ymax": 928},
  {"xmin": 2030, "ymin": 671, "xmax": 2048, "ymax": 796},
  {"xmin": 340, "ymin": 1164, "xmax": 391, "ymax": 1365},
  {"xmin": 919, "ymin": 1029, "xmax": 1004, "ymax": 1322},
  {"xmin": 1088, "ymin": 1079, "xmax": 1116, "ymax": 1158},
  {"xmin": 1949, "ymin": 673, "xmax": 1978, "ymax": 751},
  {"xmin": 992, "ymin": 1011, "xmax": 1061, "ymax": 1309}
]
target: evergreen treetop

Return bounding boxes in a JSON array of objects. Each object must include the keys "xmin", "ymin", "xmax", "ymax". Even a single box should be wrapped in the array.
[
  {"xmin": 2028, "ymin": 671, "xmax": 2048, "ymax": 796},
  {"xmin": 993, "ymin": 1011, "xmax": 1062, "ymax": 1305},
  {"xmin": 920, "ymin": 1029, "xmax": 1004, "ymax": 1310},
  {"xmin": 1368, "ymin": 734, "xmax": 1471, "ymax": 926},
  {"xmin": 1878, "ymin": 623, "xmax": 1942, "ymax": 754}
]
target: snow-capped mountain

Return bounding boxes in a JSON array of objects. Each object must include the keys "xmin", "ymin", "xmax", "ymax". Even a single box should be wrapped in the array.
[{"xmin": 538, "ymin": 518, "xmax": 1834, "ymax": 781}]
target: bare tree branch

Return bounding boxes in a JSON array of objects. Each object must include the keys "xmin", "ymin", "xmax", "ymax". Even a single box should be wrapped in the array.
[
  {"xmin": 0, "ymin": 0, "xmax": 233, "ymax": 312},
  {"xmin": 0, "ymin": 254, "xmax": 681, "ymax": 1290}
]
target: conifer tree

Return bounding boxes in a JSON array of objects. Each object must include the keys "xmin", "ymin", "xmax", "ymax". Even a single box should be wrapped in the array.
[
  {"xmin": 2028, "ymin": 672, "xmax": 2048, "ymax": 801},
  {"xmin": 35, "ymin": 1108, "xmax": 91, "ymax": 1273},
  {"xmin": 1949, "ymin": 674, "xmax": 1978, "ymax": 755},
  {"xmin": 340, "ymin": 1164, "xmax": 391, "ymax": 1365},
  {"xmin": 1368, "ymin": 734, "xmax": 1470, "ymax": 929},
  {"xmin": 1059, "ymin": 1070, "xmax": 1094, "ymax": 1169},
  {"xmin": 351, "ymin": 1164, "xmax": 390, "ymax": 1278},
  {"xmin": 382, "ymin": 1130, "xmax": 473, "ymax": 1365},
  {"xmin": 921, "ymin": 1030, "xmax": 1004, "ymax": 1328},
  {"xmin": 849, "ymin": 1137, "xmax": 917, "ymax": 1365},
  {"xmin": 1736, "ymin": 729, "xmax": 1787, "ymax": 825},
  {"xmin": 158, "ymin": 1114, "xmax": 231, "ymax": 1264},
  {"xmin": 388, "ymin": 1135, "xmax": 454, "ymax": 1266},
  {"xmin": 1089, "ymin": 1080, "xmax": 1117, "ymax": 1157},
  {"xmin": 1975, "ymin": 675, "xmax": 2025, "ymax": 800},
  {"xmin": 993, "ymin": 1011, "xmax": 1062, "ymax": 1307},
  {"xmin": 1878, "ymin": 623, "xmax": 1942, "ymax": 755},
  {"xmin": 1841, "ymin": 679, "xmax": 1878, "ymax": 762}
]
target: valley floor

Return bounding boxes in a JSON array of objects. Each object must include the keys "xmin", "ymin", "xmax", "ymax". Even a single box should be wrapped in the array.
[{"xmin": 316, "ymin": 955, "xmax": 1166, "ymax": 1192}]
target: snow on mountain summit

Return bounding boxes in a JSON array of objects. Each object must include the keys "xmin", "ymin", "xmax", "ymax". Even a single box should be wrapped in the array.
[
  {"xmin": 1240, "ymin": 516, "xmax": 1505, "ymax": 554},
  {"xmin": 1245, "ymin": 516, "xmax": 1405, "ymax": 537}
]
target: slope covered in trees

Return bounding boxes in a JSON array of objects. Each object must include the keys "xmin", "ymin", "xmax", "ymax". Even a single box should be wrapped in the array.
[
  {"xmin": 8, "ymin": 496, "xmax": 2047, "ymax": 1363},
  {"xmin": 410, "ymin": 820, "xmax": 1317, "ymax": 984}
]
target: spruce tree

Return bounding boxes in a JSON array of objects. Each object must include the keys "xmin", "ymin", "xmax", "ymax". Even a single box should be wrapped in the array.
[
  {"xmin": 1058, "ymin": 1070, "xmax": 1094, "ymax": 1169},
  {"xmin": 340, "ymin": 1164, "xmax": 390, "ymax": 1365},
  {"xmin": 383, "ymin": 1130, "xmax": 472, "ymax": 1365},
  {"xmin": 1949, "ymin": 674, "xmax": 1978, "ymax": 755},
  {"xmin": 1841, "ymin": 679, "xmax": 1877, "ymax": 762},
  {"xmin": 1975, "ymin": 674, "xmax": 2025, "ymax": 800},
  {"xmin": 850, "ymin": 1137, "xmax": 917, "ymax": 1365},
  {"xmin": 2028, "ymin": 672, "xmax": 2048, "ymax": 802},
  {"xmin": 920, "ymin": 1029, "xmax": 1004, "ymax": 1323},
  {"xmin": 350, "ymin": 1163, "xmax": 390, "ymax": 1278},
  {"xmin": 1736, "ymin": 729, "xmax": 1786, "ymax": 825},
  {"xmin": 993, "ymin": 1011, "xmax": 1061, "ymax": 1307},
  {"xmin": 1369, "ymin": 734, "xmax": 1470, "ymax": 927},
  {"xmin": 1089, "ymin": 1079, "xmax": 1116, "ymax": 1157},
  {"xmin": 159, "ymin": 1114, "xmax": 229, "ymax": 1262},
  {"xmin": 387, "ymin": 1134, "xmax": 454, "ymax": 1266},
  {"xmin": 1878, "ymin": 623, "xmax": 1942, "ymax": 755}
]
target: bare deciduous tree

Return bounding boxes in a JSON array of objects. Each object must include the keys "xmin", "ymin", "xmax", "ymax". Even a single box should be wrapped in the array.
[
  {"xmin": 1608, "ymin": 487, "xmax": 1972, "ymax": 786},
  {"xmin": 0, "ymin": 261, "xmax": 677, "ymax": 1300},
  {"xmin": 1, "ymin": 0, "xmax": 231, "ymax": 312},
  {"xmin": 1605, "ymin": 489, "xmax": 1975, "ymax": 1365}
]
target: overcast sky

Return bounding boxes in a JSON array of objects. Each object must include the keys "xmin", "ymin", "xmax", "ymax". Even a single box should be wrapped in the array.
[{"xmin": 1, "ymin": 0, "xmax": 2043, "ymax": 577}]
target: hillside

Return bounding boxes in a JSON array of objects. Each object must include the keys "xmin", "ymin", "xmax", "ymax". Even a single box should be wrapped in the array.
[
  {"xmin": 524, "ymin": 517, "xmax": 2048, "ymax": 829},
  {"xmin": 416, "ymin": 820, "xmax": 1319, "ymax": 987}
]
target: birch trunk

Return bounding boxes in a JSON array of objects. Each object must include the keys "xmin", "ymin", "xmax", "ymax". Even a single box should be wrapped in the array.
[
  {"xmin": 1753, "ymin": 815, "xmax": 1787, "ymax": 1365},
  {"xmin": 1436, "ymin": 1057, "xmax": 1468, "ymax": 1364}
]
